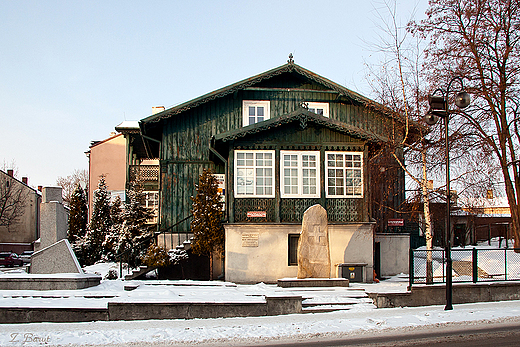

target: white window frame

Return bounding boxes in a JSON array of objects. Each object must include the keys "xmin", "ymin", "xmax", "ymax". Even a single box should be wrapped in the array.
[
  {"xmin": 242, "ymin": 100, "xmax": 270, "ymax": 127},
  {"xmin": 280, "ymin": 150, "xmax": 320, "ymax": 198},
  {"xmin": 325, "ymin": 151, "xmax": 363, "ymax": 198},
  {"xmin": 306, "ymin": 102, "xmax": 329, "ymax": 117},
  {"xmin": 143, "ymin": 191, "xmax": 159, "ymax": 208},
  {"xmin": 234, "ymin": 150, "xmax": 275, "ymax": 198}
]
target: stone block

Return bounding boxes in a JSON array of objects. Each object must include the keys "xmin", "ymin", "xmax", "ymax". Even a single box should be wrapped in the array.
[
  {"xmin": 38, "ymin": 201, "xmax": 68, "ymax": 250},
  {"xmin": 31, "ymin": 239, "xmax": 83, "ymax": 274},
  {"xmin": 297, "ymin": 204, "xmax": 330, "ymax": 278},
  {"xmin": 42, "ymin": 187, "xmax": 63, "ymax": 203},
  {"xmin": 277, "ymin": 278, "xmax": 349, "ymax": 287}
]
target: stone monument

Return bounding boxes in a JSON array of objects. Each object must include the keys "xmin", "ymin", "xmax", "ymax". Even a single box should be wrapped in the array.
[
  {"xmin": 35, "ymin": 187, "xmax": 69, "ymax": 251},
  {"xmin": 297, "ymin": 204, "xmax": 330, "ymax": 279},
  {"xmin": 31, "ymin": 239, "xmax": 83, "ymax": 274}
]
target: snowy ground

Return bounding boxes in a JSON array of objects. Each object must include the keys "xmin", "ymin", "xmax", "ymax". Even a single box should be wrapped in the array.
[
  {"xmin": 1, "ymin": 267, "xmax": 520, "ymax": 346},
  {"xmin": 1, "ymin": 238, "xmax": 520, "ymax": 346}
]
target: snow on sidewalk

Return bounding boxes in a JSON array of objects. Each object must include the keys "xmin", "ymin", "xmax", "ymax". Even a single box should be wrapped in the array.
[{"xmin": 1, "ymin": 299, "xmax": 520, "ymax": 346}]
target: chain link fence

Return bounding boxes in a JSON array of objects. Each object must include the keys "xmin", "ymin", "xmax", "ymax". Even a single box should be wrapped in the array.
[{"xmin": 409, "ymin": 248, "xmax": 520, "ymax": 287}]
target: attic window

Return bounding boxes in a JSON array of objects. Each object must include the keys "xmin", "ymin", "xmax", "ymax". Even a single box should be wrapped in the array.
[
  {"xmin": 243, "ymin": 100, "xmax": 270, "ymax": 126},
  {"xmin": 306, "ymin": 102, "xmax": 329, "ymax": 117}
]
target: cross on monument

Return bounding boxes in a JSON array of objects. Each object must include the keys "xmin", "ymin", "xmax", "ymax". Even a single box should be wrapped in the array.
[{"xmin": 309, "ymin": 224, "xmax": 326, "ymax": 245}]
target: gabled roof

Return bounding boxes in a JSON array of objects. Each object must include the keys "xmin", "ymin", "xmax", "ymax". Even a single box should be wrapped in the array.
[
  {"xmin": 214, "ymin": 108, "xmax": 387, "ymax": 143},
  {"xmin": 89, "ymin": 133, "xmax": 123, "ymax": 149},
  {"xmin": 140, "ymin": 61, "xmax": 404, "ymax": 126}
]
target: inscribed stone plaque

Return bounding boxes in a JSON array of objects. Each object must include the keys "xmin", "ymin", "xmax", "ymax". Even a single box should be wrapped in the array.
[
  {"xmin": 241, "ymin": 232, "xmax": 259, "ymax": 247},
  {"xmin": 297, "ymin": 204, "xmax": 330, "ymax": 279}
]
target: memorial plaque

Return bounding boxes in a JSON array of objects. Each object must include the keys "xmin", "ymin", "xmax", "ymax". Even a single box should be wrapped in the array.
[
  {"xmin": 241, "ymin": 232, "xmax": 259, "ymax": 247},
  {"xmin": 297, "ymin": 204, "xmax": 330, "ymax": 279}
]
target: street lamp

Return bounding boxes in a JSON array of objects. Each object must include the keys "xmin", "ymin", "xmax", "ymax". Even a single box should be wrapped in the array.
[{"xmin": 425, "ymin": 77, "xmax": 470, "ymax": 311}]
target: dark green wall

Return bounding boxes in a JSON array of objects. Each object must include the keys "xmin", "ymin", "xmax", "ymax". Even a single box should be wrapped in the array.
[{"xmin": 158, "ymin": 75, "xmax": 406, "ymax": 230}]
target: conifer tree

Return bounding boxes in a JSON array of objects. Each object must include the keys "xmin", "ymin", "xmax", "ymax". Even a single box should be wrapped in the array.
[
  {"xmin": 103, "ymin": 195, "xmax": 123, "ymax": 262},
  {"xmin": 191, "ymin": 169, "xmax": 224, "ymax": 280},
  {"xmin": 82, "ymin": 175, "xmax": 112, "ymax": 265},
  {"xmin": 117, "ymin": 181, "xmax": 154, "ymax": 268},
  {"xmin": 68, "ymin": 183, "xmax": 88, "ymax": 243}
]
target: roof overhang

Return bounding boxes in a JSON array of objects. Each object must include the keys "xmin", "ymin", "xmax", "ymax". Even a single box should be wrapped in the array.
[{"xmin": 213, "ymin": 108, "xmax": 388, "ymax": 144}]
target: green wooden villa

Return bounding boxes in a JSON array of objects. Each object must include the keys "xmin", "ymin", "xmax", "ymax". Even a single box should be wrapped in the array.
[{"xmin": 135, "ymin": 56, "xmax": 418, "ymax": 283}]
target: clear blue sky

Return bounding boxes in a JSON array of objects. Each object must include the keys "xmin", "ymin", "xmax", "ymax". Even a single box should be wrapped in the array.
[{"xmin": 0, "ymin": 0, "xmax": 426, "ymax": 187}]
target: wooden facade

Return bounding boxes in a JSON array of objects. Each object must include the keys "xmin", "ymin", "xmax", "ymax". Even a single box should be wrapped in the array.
[{"xmin": 139, "ymin": 61, "xmax": 412, "ymax": 234}]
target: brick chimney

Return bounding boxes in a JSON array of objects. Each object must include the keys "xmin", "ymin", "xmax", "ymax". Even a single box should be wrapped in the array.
[
  {"xmin": 7, "ymin": 169, "xmax": 13, "ymax": 177},
  {"xmin": 22, "ymin": 177, "xmax": 28, "ymax": 185}
]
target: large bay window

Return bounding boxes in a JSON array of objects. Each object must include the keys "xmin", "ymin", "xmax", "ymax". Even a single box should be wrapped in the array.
[
  {"xmin": 326, "ymin": 152, "xmax": 363, "ymax": 198},
  {"xmin": 233, "ymin": 150, "xmax": 363, "ymax": 199},
  {"xmin": 234, "ymin": 150, "xmax": 275, "ymax": 197},
  {"xmin": 243, "ymin": 100, "xmax": 270, "ymax": 126},
  {"xmin": 280, "ymin": 151, "xmax": 320, "ymax": 198}
]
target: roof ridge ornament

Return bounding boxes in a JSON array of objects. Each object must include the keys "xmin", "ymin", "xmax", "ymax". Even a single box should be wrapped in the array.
[{"xmin": 287, "ymin": 53, "xmax": 294, "ymax": 64}]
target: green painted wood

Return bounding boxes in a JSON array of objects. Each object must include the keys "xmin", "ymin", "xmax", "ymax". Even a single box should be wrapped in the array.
[{"xmin": 156, "ymin": 71, "xmax": 408, "ymax": 230}]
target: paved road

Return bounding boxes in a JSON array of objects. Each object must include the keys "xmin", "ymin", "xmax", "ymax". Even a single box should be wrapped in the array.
[{"xmin": 248, "ymin": 320, "xmax": 520, "ymax": 347}]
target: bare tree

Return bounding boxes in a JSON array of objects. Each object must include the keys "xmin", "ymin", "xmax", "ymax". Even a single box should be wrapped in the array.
[
  {"xmin": 0, "ymin": 170, "xmax": 27, "ymax": 232},
  {"xmin": 412, "ymin": 0, "xmax": 520, "ymax": 248},
  {"xmin": 366, "ymin": 0, "xmax": 439, "ymax": 282},
  {"xmin": 56, "ymin": 169, "xmax": 88, "ymax": 206}
]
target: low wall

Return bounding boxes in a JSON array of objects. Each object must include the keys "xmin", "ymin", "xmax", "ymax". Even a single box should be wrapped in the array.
[
  {"xmin": 375, "ymin": 233, "xmax": 409, "ymax": 277},
  {"xmin": 0, "ymin": 274, "xmax": 101, "ymax": 290},
  {"xmin": 369, "ymin": 281, "xmax": 520, "ymax": 308},
  {"xmin": 0, "ymin": 308, "xmax": 108, "ymax": 324},
  {"xmin": 0, "ymin": 296, "xmax": 302, "ymax": 323},
  {"xmin": 225, "ymin": 223, "xmax": 374, "ymax": 283}
]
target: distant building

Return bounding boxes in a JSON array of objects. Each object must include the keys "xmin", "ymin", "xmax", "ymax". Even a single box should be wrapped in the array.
[
  {"xmin": 0, "ymin": 169, "xmax": 40, "ymax": 254},
  {"xmin": 86, "ymin": 123, "xmax": 160, "ymax": 222}
]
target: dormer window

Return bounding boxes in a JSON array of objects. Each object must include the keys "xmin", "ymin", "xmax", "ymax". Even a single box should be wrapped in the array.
[
  {"xmin": 306, "ymin": 102, "xmax": 329, "ymax": 117},
  {"xmin": 243, "ymin": 100, "xmax": 270, "ymax": 126}
]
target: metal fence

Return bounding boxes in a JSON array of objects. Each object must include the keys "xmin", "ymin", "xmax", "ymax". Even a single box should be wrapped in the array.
[{"xmin": 409, "ymin": 248, "xmax": 520, "ymax": 287}]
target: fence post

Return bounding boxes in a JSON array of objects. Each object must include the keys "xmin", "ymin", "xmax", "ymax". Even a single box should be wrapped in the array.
[
  {"xmin": 408, "ymin": 248, "xmax": 414, "ymax": 291},
  {"xmin": 472, "ymin": 248, "xmax": 478, "ymax": 283},
  {"xmin": 505, "ymin": 248, "xmax": 508, "ymax": 281}
]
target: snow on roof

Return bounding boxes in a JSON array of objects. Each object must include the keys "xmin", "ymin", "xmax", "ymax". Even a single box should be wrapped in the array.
[
  {"xmin": 459, "ymin": 196, "xmax": 510, "ymax": 209},
  {"xmin": 115, "ymin": 120, "xmax": 139, "ymax": 131}
]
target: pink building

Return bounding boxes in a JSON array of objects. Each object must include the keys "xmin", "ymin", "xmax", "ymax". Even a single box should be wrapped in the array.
[{"xmin": 86, "ymin": 124, "xmax": 159, "ymax": 222}]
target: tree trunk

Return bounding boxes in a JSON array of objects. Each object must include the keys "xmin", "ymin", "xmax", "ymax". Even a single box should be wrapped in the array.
[
  {"xmin": 209, "ymin": 252, "xmax": 213, "ymax": 281},
  {"xmin": 421, "ymin": 149, "xmax": 434, "ymax": 284}
]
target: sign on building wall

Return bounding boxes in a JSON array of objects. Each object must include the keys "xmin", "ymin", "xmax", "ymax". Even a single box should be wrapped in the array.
[
  {"xmin": 247, "ymin": 211, "xmax": 266, "ymax": 218},
  {"xmin": 241, "ymin": 232, "xmax": 259, "ymax": 247},
  {"xmin": 387, "ymin": 219, "xmax": 404, "ymax": 227}
]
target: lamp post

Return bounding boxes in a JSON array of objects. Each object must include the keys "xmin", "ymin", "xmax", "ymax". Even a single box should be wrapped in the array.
[{"xmin": 425, "ymin": 77, "xmax": 470, "ymax": 311}]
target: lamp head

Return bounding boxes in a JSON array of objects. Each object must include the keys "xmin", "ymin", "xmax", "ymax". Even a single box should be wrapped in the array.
[
  {"xmin": 424, "ymin": 111, "xmax": 439, "ymax": 126},
  {"xmin": 455, "ymin": 91, "xmax": 470, "ymax": 109}
]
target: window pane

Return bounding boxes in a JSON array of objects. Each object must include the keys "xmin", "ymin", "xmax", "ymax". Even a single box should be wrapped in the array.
[
  {"xmin": 249, "ymin": 106, "xmax": 255, "ymax": 116},
  {"xmin": 257, "ymin": 107, "xmax": 264, "ymax": 117}
]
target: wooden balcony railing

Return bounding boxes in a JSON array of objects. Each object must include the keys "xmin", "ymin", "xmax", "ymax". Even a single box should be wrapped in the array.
[{"xmin": 129, "ymin": 165, "xmax": 159, "ymax": 182}]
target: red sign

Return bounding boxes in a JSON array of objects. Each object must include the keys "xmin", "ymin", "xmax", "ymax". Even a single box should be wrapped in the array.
[
  {"xmin": 388, "ymin": 219, "xmax": 404, "ymax": 227},
  {"xmin": 247, "ymin": 211, "xmax": 266, "ymax": 218}
]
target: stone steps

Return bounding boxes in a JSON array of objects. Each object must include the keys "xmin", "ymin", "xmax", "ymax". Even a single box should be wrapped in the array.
[
  {"xmin": 285, "ymin": 287, "xmax": 371, "ymax": 313},
  {"xmin": 124, "ymin": 265, "xmax": 157, "ymax": 280}
]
